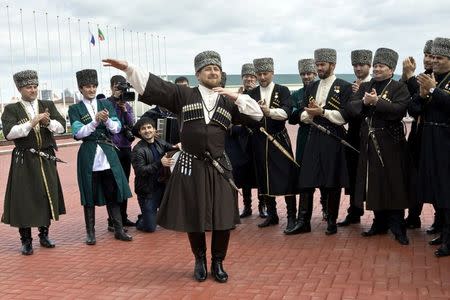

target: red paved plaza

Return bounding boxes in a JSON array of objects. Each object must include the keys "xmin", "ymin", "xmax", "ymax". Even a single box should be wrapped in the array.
[{"xmin": 0, "ymin": 126, "xmax": 449, "ymax": 299}]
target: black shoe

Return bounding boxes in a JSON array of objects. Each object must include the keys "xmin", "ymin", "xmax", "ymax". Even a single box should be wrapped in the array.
[
  {"xmin": 38, "ymin": 227, "xmax": 55, "ymax": 248},
  {"xmin": 283, "ymin": 217, "xmax": 296, "ymax": 233},
  {"xmin": 257, "ymin": 215, "xmax": 279, "ymax": 228},
  {"xmin": 122, "ymin": 219, "xmax": 136, "ymax": 227},
  {"xmin": 21, "ymin": 241, "xmax": 33, "ymax": 255},
  {"xmin": 108, "ymin": 226, "xmax": 128, "ymax": 233},
  {"xmin": 426, "ymin": 225, "xmax": 441, "ymax": 235},
  {"xmin": 435, "ymin": 245, "xmax": 450, "ymax": 257},
  {"xmin": 325, "ymin": 220, "xmax": 337, "ymax": 235},
  {"xmin": 405, "ymin": 217, "xmax": 421, "ymax": 229},
  {"xmin": 284, "ymin": 220, "xmax": 311, "ymax": 235},
  {"xmin": 337, "ymin": 215, "xmax": 361, "ymax": 227},
  {"xmin": 429, "ymin": 235, "xmax": 443, "ymax": 245},
  {"xmin": 394, "ymin": 233, "xmax": 409, "ymax": 245},
  {"xmin": 239, "ymin": 207, "xmax": 252, "ymax": 218},
  {"xmin": 258, "ymin": 204, "xmax": 268, "ymax": 218},
  {"xmin": 211, "ymin": 259, "xmax": 228, "ymax": 283},
  {"xmin": 115, "ymin": 230, "xmax": 132, "ymax": 241},
  {"xmin": 193, "ymin": 256, "xmax": 207, "ymax": 282},
  {"xmin": 362, "ymin": 224, "xmax": 388, "ymax": 237}
]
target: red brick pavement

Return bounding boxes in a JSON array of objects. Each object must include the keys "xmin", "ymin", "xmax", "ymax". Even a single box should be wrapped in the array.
[{"xmin": 0, "ymin": 126, "xmax": 449, "ymax": 299}]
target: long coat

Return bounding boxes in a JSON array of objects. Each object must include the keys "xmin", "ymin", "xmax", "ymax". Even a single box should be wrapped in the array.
[
  {"xmin": 345, "ymin": 79, "xmax": 411, "ymax": 210},
  {"xmin": 68, "ymin": 100, "xmax": 132, "ymax": 206},
  {"xmin": 1, "ymin": 100, "xmax": 66, "ymax": 227},
  {"xmin": 247, "ymin": 84, "xmax": 297, "ymax": 196},
  {"xmin": 409, "ymin": 71, "xmax": 450, "ymax": 209},
  {"xmin": 298, "ymin": 78, "xmax": 352, "ymax": 189},
  {"xmin": 138, "ymin": 73, "xmax": 258, "ymax": 232}
]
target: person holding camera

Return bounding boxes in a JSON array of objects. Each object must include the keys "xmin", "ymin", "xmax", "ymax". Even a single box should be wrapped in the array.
[{"xmin": 107, "ymin": 75, "xmax": 136, "ymax": 230}]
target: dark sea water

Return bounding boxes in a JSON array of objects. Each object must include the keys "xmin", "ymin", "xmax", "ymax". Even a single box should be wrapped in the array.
[{"xmin": 167, "ymin": 74, "xmax": 401, "ymax": 86}]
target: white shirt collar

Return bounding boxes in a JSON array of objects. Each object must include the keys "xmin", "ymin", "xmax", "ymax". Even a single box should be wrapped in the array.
[
  {"xmin": 198, "ymin": 84, "xmax": 216, "ymax": 95},
  {"xmin": 260, "ymin": 81, "xmax": 275, "ymax": 91},
  {"xmin": 362, "ymin": 74, "xmax": 372, "ymax": 82},
  {"xmin": 321, "ymin": 74, "xmax": 336, "ymax": 85}
]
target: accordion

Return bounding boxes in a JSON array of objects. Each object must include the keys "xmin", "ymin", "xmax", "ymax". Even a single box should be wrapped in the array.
[{"xmin": 156, "ymin": 117, "xmax": 180, "ymax": 144}]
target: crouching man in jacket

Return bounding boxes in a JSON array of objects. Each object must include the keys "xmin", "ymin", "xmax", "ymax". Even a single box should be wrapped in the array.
[{"xmin": 131, "ymin": 117, "xmax": 178, "ymax": 232}]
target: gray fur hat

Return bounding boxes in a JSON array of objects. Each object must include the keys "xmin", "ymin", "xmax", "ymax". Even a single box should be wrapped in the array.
[
  {"xmin": 76, "ymin": 69, "xmax": 98, "ymax": 87},
  {"xmin": 253, "ymin": 57, "xmax": 274, "ymax": 73},
  {"xmin": 314, "ymin": 48, "xmax": 337, "ymax": 64},
  {"xmin": 241, "ymin": 63, "xmax": 256, "ymax": 77},
  {"xmin": 423, "ymin": 40, "xmax": 433, "ymax": 54},
  {"xmin": 351, "ymin": 49, "xmax": 373, "ymax": 66},
  {"xmin": 298, "ymin": 59, "xmax": 316, "ymax": 74},
  {"xmin": 373, "ymin": 48, "xmax": 399, "ymax": 70},
  {"xmin": 431, "ymin": 37, "xmax": 450, "ymax": 58},
  {"xmin": 194, "ymin": 50, "xmax": 222, "ymax": 72},
  {"xmin": 13, "ymin": 70, "xmax": 39, "ymax": 89}
]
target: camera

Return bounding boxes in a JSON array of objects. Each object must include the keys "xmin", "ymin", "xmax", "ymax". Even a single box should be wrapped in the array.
[
  {"xmin": 116, "ymin": 82, "xmax": 136, "ymax": 102},
  {"xmin": 122, "ymin": 125, "xmax": 135, "ymax": 142}
]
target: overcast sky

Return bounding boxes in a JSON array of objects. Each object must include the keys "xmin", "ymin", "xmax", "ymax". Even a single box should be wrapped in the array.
[{"xmin": 0, "ymin": 0, "xmax": 448, "ymax": 101}]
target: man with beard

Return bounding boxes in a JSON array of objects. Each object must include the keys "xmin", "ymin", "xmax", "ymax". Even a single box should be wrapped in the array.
[
  {"xmin": 103, "ymin": 51, "xmax": 263, "ymax": 282},
  {"xmin": 410, "ymin": 37, "xmax": 450, "ymax": 256},
  {"xmin": 68, "ymin": 69, "xmax": 133, "ymax": 245},
  {"xmin": 296, "ymin": 48, "xmax": 352, "ymax": 235},
  {"xmin": 403, "ymin": 40, "xmax": 442, "ymax": 234},
  {"xmin": 246, "ymin": 57, "xmax": 298, "ymax": 233},
  {"xmin": 1, "ymin": 70, "xmax": 66, "ymax": 255},
  {"xmin": 286, "ymin": 58, "xmax": 327, "ymax": 234},
  {"xmin": 345, "ymin": 48, "xmax": 411, "ymax": 245},
  {"xmin": 337, "ymin": 50, "xmax": 372, "ymax": 227},
  {"xmin": 225, "ymin": 63, "xmax": 267, "ymax": 218}
]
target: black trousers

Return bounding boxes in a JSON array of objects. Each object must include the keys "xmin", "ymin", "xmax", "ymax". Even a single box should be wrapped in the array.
[
  {"xmin": 373, "ymin": 209, "xmax": 405, "ymax": 234},
  {"xmin": 92, "ymin": 169, "xmax": 120, "ymax": 205}
]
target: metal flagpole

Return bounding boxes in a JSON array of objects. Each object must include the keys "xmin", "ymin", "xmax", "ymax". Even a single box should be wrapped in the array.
[
  {"xmin": 130, "ymin": 30, "xmax": 134, "ymax": 63},
  {"xmin": 114, "ymin": 26, "xmax": 118, "ymax": 59},
  {"xmin": 33, "ymin": 11, "xmax": 41, "ymax": 99},
  {"xmin": 78, "ymin": 19, "xmax": 83, "ymax": 68},
  {"xmin": 144, "ymin": 32, "xmax": 149, "ymax": 72},
  {"xmin": 122, "ymin": 28, "xmax": 126, "ymax": 60},
  {"xmin": 88, "ymin": 22, "xmax": 93, "ymax": 68},
  {"xmin": 20, "ymin": 9, "xmax": 27, "ymax": 66},
  {"xmin": 57, "ymin": 16, "xmax": 66, "ymax": 115},
  {"xmin": 97, "ymin": 24, "xmax": 103, "ymax": 94},
  {"xmin": 136, "ymin": 32, "xmax": 141, "ymax": 67},
  {"xmin": 106, "ymin": 25, "xmax": 111, "ymax": 79},
  {"xmin": 45, "ymin": 12, "xmax": 53, "ymax": 91},
  {"xmin": 164, "ymin": 36, "xmax": 168, "ymax": 80},
  {"xmin": 157, "ymin": 35, "xmax": 162, "ymax": 77},
  {"xmin": 68, "ymin": 17, "xmax": 76, "ymax": 104},
  {"xmin": 151, "ymin": 34, "xmax": 155, "ymax": 72},
  {"xmin": 7, "ymin": 5, "xmax": 15, "ymax": 100}
]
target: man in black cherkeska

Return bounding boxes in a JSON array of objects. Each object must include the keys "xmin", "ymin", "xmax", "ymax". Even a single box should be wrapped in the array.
[{"xmin": 103, "ymin": 50, "xmax": 263, "ymax": 283}]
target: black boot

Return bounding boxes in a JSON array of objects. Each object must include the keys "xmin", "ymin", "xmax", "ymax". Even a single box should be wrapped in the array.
[
  {"xmin": 337, "ymin": 214, "xmax": 361, "ymax": 227},
  {"xmin": 38, "ymin": 226, "xmax": 55, "ymax": 248},
  {"xmin": 240, "ymin": 188, "xmax": 252, "ymax": 218},
  {"xmin": 390, "ymin": 210, "xmax": 409, "ymax": 245},
  {"xmin": 427, "ymin": 208, "xmax": 443, "ymax": 235},
  {"xmin": 257, "ymin": 195, "xmax": 268, "ymax": 218},
  {"xmin": 435, "ymin": 210, "xmax": 450, "ymax": 257},
  {"xmin": 19, "ymin": 227, "xmax": 33, "ymax": 255},
  {"xmin": 187, "ymin": 232, "xmax": 207, "ymax": 282},
  {"xmin": 429, "ymin": 234, "xmax": 443, "ymax": 245},
  {"xmin": 211, "ymin": 230, "xmax": 230, "ymax": 283},
  {"xmin": 285, "ymin": 192, "xmax": 313, "ymax": 235},
  {"xmin": 283, "ymin": 195, "xmax": 297, "ymax": 233},
  {"xmin": 107, "ymin": 202, "xmax": 132, "ymax": 241},
  {"xmin": 325, "ymin": 189, "xmax": 340, "ymax": 235},
  {"xmin": 258, "ymin": 196, "xmax": 278, "ymax": 227},
  {"xmin": 337, "ymin": 200, "xmax": 362, "ymax": 227},
  {"xmin": 84, "ymin": 206, "xmax": 96, "ymax": 245},
  {"xmin": 319, "ymin": 188, "xmax": 328, "ymax": 221},
  {"xmin": 121, "ymin": 199, "xmax": 135, "ymax": 226},
  {"xmin": 362, "ymin": 211, "xmax": 389, "ymax": 237}
]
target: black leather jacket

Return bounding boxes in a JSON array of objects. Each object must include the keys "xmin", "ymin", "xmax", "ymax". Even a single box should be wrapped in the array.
[{"xmin": 131, "ymin": 138, "xmax": 174, "ymax": 196}]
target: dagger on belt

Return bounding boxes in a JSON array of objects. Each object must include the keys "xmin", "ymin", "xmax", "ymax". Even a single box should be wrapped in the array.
[
  {"xmin": 259, "ymin": 127, "xmax": 300, "ymax": 168},
  {"xmin": 364, "ymin": 116, "xmax": 384, "ymax": 167},
  {"xmin": 29, "ymin": 148, "xmax": 67, "ymax": 163},
  {"xmin": 204, "ymin": 151, "xmax": 243, "ymax": 196},
  {"xmin": 308, "ymin": 121, "xmax": 360, "ymax": 154}
]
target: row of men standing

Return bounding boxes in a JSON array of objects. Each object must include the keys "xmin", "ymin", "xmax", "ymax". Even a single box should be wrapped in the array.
[{"xmin": 227, "ymin": 37, "xmax": 450, "ymax": 257}]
